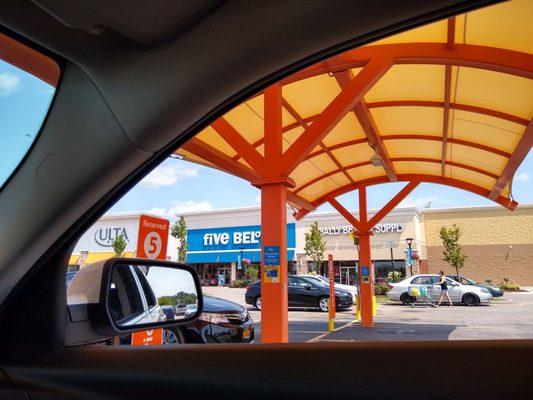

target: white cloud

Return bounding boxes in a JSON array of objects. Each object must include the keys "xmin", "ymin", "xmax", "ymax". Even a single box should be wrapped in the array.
[
  {"xmin": 141, "ymin": 163, "xmax": 198, "ymax": 188},
  {"xmin": 254, "ymin": 194, "xmax": 261, "ymax": 203},
  {"xmin": 148, "ymin": 200, "xmax": 212, "ymax": 218},
  {"xmin": 400, "ymin": 195, "xmax": 445, "ymax": 209},
  {"xmin": 0, "ymin": 72, "xmax": 21, "ymax": 96},
  {"xmin": 514, "ymin": 172, "xmax": 530, "ymax": 183}
]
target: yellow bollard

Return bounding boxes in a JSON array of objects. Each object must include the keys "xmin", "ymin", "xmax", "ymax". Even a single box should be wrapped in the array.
[
  {"xmin": 372, "ymin": 294, "xmax": 377, "ymax": 317},
  {"xmin": 328, "ymin": 299, "xmax": 335, "ymax": 332},
  {"xmin": 355, "ymin": 294, "xmax": 361, "ymax": 321}
]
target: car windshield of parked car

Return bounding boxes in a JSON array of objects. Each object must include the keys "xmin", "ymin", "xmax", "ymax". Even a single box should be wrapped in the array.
[{"xmin": 0, "ymin": 59, "xmax": 56, "ymax": 190}]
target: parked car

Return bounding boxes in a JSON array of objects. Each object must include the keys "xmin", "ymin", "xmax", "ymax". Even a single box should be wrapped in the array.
[
  {"xmin": 447, "ymin": 275, "xmax": 504, "ymax": 297},
  {"xmin": 152, "ymin": 295, "xmax": 254, "ymax": 345},
  {"xmin": 300, "ymin": 274, "xmax": 358, "ymax": 300},
  {"xmin": 181, "ymin": 296, "xmax": 254, "ymax": 344},
  {"xmin": 245, "ymin": 275, "xmax": 353, "ymax": 312},
  {"xmin": 161, "ymin": 305, "xmax": 175, "ymax": 320},
  {"xmin": 387, "ymin": 274, "xmax": 493, "ymax": 306}
]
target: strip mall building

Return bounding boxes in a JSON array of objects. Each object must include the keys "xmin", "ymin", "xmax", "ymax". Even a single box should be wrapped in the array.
[{"xmin": 70, "ymin": 204, "xmax": 533, "ymax": 285}]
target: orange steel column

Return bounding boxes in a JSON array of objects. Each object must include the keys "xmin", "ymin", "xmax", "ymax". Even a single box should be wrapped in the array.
[
  {"xmin": 259, "ymin": 83, "xmax": 288, "ymax": 343},
  {"xmin": 260, "ymin": 181, "xmax": 289, "ymax": 343},
  {"xmin": 358, "ymin": 187, "xmax": 374, "ymax": 327}
]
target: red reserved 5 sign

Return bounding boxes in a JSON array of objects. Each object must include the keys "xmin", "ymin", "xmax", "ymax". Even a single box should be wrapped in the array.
[
  {"xmin": 131, "ymin": 214, "xmax": 170, "ymax": 346},
  {"xmin": 136, "ymin": 214, "xmax": 170, "ymax": 260}
]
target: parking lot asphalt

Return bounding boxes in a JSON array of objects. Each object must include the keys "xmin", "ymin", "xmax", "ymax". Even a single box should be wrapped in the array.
[{"xmin": 204, "ymin": 287, "xmax": 533, "ymax": 343}]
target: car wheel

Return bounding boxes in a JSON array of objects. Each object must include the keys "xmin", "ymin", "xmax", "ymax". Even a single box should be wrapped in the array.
[
  {"xmin": 162, "ymin": 327, "xmax": 184, "ymax": 345},
  {"xmin": 400, "ymin": 292, "xmax": 416, "ymax": 305},
  {"xmin": 318, "ymin": 297, "xmax": 329, "ymax": 312},
  {"xmin": 463, "ymin": 293, "xmax": 480, "ymax": 306},
  {"xmin": 254, "ymin": 296, "xmax": 262, "ymax": 310}
]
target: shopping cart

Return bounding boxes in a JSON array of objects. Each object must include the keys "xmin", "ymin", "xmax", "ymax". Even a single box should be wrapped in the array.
[{"xmin": 408, "ymin": 285, "xmax": 436, "ymax": 307}]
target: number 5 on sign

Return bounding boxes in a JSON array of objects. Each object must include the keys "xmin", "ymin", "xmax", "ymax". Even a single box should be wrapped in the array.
[{"xmin": 136, "ymin": 215, "xmax": 169, "ymax": 260}]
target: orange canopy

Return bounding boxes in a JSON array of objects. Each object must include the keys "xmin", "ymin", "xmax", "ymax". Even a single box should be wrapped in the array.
[{"xmin": 177, "ymin": 0, "xmax": 532, "ymax": 218}]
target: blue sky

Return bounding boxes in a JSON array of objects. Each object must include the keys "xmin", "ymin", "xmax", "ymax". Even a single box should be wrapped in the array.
[
  {"xmin": 110, "ymin": 151, "xmax": 533, "ymax": 220},
  {"xmin": 0, "ymin": 60, "xmax": 54, "ymax": 186}
]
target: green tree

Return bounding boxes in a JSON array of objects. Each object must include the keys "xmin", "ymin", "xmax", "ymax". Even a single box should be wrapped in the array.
[
  {"xmin": 439, "ymin": 224, "xmax": 467, "ymax": 277},
  {"xmin": 157, "ymin": 291, "xmax": 197, "ymax": 306},
  {"xmin": 112, "ymin": 234, "xmax": 127, "ymax": 257},
  {"xmin": 246, "ymin": 265, "xmax": 259, "ymax": 282},
  {"xmin": 171, "ymin": 215, "xmax": 188, "ymax": 262},
  {"xmin": 305, "ymin": 221, "xmax": 326, "ymax": 273}
]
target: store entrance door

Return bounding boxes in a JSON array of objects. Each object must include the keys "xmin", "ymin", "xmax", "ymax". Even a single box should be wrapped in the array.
[
  {"xmin": 217, "ymin": 266, "xmax": 231, "ymax": 286},
  {"xmin": 339, "ymin": 267, "xmax": 357, "ymax": 285}
]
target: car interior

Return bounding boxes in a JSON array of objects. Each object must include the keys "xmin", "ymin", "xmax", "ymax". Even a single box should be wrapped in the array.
[{"xmin": 0, "ymin": 0, "xmax": 532, "ymax": 399}]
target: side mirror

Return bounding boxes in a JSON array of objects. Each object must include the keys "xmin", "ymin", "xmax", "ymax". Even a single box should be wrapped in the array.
[
  {"xmin": 66, "ymin": 258, "xmax": 203, "ymax": 345},
  {"xmin": 304, "ymin": 284, "xmax": 312, "ymax": 290}
]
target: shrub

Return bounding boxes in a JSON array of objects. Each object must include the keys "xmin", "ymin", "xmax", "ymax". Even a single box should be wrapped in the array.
[
  {"xmin": 374, "ymin": 284, "xmax": 390, "ymax": 295},
  {"xmin": 245, "ymin": 265, "xmax": 259, "ymax": 282},
  {"xmin": 501, "ymin": 282, "xmax": 521, "ymax": 291},
  {"xmin": 387, "ymin": 271, "xmax": 402, "ymax": 283},
  {"xmin": 229, "ymin": 279, "xmax": 248, "ymax": 288}
]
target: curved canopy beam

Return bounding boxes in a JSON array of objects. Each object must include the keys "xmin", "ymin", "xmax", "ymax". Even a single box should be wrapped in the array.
[
  {"xmin": 293, "ymin": 174, "xmax": 518, "ymax": 221},
  {"xmin": 284, "ymin": 43, "xmax": 533, "ymax": 84}
]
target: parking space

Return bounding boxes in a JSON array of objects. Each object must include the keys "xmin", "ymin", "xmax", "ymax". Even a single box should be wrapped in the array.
[{"xmin": 205, "ymin": 287, "xmax": 533, "ymax": 343}]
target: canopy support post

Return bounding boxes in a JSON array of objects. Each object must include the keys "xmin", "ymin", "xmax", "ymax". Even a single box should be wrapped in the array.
[
  {"xmin": 257, "ymin": 84, "xmax": 289, "ymax": 343},
  {"xmin": 357, "ymin": 187, "xmax": 374, "ymax": 327}
]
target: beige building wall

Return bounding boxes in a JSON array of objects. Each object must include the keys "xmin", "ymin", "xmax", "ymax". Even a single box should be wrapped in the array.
[{"xmin": 424, "ymin": 205, "xmax": 533, "ymax": 285}]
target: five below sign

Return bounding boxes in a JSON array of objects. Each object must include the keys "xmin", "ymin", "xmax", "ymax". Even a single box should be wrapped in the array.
[{"xmin": 203, "ymin": 230, "xmax": 261, "ymax": 246}]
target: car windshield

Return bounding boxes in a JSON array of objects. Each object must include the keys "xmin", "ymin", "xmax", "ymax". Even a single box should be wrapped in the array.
[
  {"xmin": 0, "ymin": 59, "xmax": 56, "ymax": 190},
  {"xmin": 303, "ymin": 276, "xmax": 328, "ymax": 287}
]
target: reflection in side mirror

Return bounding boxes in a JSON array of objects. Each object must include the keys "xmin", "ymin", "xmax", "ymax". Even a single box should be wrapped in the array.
[
  {"xmin": 66, "ymin": 258, "xmax": 203, "ymax": 345},
  {"xmin": 108, "ymin": 262, "xmax": 201, "ymax": 329}
]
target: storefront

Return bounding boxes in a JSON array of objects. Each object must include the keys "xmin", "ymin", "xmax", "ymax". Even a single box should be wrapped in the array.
[
  {"xmin": 186, "ymin": 222, "xmax": 296, "ymax": 285},
  {"xmin": 70, "ymin": 212, "xmax": 178, "ymax": 269},
  {"xmin": 182, "ymin": 206, "xmax": 426, "ymax": 285},
  {"xmin": 71, "ymin": 203, "xmax": 533, "ymax": 286}
]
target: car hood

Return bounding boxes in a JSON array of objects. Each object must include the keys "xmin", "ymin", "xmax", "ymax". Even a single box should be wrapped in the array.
[{"xmin": 203, "ymin": 296, "xmax": 245, "ymax": 314}]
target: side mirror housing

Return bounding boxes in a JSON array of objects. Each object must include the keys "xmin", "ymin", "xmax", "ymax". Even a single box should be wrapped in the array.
[
  {"xmin": 65, "ymin": 258, "xmax": 203, "ymax": 346},
  {"xmin": 304, "ymin": 284, "xmax": 312, "ymax": 290}
]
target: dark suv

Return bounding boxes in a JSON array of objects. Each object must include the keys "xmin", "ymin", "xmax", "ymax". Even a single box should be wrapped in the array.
[{"xmin": 245, "ymin": 275, "xmax": 353, "ymax": 312}]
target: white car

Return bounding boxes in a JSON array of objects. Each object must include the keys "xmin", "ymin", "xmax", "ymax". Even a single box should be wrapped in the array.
[
  {"xmin": 300, "ymin": 275, "xmax": 358, "ymax": 301},
  {"xmin": 387, "ymin": 274, "xmax": 493, "ymax": 306}
]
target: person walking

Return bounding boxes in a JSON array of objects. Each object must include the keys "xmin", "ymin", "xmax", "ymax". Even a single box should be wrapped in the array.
[{"xmin": 436, "ymin": 271, "xmax": 453, "ymax": 307}]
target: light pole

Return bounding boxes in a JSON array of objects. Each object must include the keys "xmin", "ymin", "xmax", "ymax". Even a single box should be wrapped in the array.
[
  {"xmin": 239, "ymin": 247, "xmax": 244, "ymax": 279},
  {"xmin": 405, "ymin": 237, "xmax": 414, "ymax": 276}
]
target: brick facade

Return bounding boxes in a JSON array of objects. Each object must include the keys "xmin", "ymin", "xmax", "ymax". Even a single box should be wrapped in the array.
[{"xmin": 424, "ymin": 205, "xmax": 533, "ymax": 286}]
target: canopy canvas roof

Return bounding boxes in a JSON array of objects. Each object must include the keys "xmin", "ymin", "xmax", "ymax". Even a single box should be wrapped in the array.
[{"xmin": 176, "ymin": 0, "xmax": 533, "ymax": 218}]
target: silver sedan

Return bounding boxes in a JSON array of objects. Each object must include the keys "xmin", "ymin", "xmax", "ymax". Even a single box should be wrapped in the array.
[{"xmin": 387, "ymin": 274, "xmax": 493, "ymax": 306}]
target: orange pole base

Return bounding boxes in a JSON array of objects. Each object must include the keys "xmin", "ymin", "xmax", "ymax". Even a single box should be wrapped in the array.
[
  {"xmin": 358, "ymin": 232, "xmax": 374, "ymax": 327},
  {"xmin": 260, "ymin": 183, "xmax": 289, "ymax": 343}
]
